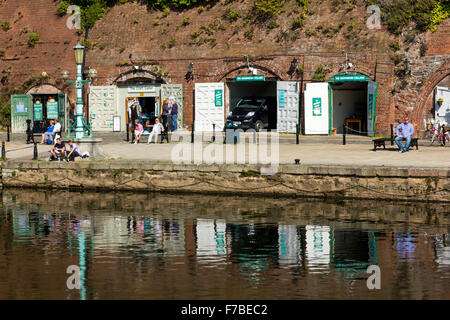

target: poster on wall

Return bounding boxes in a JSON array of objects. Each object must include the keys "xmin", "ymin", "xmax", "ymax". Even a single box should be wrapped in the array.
[
  {"xmin": 47, "ymin": 100, "xmax": 58, "ymax": 119},
  {"xmin": 312, "ymin": 98, "xmax": 322, "ymax": 116},
  {"xmin": 16, "ymin": 104, "xmax": 25, "ymax": 113},
  {"xmin": 34, "ymin": 101, "xmax": 43, "ymax": 121}
]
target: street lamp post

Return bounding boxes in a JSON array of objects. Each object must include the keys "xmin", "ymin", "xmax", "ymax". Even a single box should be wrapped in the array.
[{"xmin": 62, "ymin": 43, "xmax": 97, "ymax": 139}]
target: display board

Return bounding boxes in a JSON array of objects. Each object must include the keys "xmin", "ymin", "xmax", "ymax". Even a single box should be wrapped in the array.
[
  {"xmin": 304, "ymin": 83, "xmax": 330, "ymax": 135},
  {"xmin": 277, "ymin": 81, "xmax": 299, "ymax": 133},
  {"xmin": 88, "ymin": 86, "xmax": 117, "ymax": 131}
]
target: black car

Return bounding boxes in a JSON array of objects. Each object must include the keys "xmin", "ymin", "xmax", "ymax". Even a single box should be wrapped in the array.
[{"xmin": 224, "ymin": 97, "xmax": 276, "ymax": 132}]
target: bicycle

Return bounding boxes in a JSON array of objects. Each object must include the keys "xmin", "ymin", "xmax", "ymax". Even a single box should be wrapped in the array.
[{"xmin": 429, "ymin": 123, "xmax": 450, "ymax": 146}]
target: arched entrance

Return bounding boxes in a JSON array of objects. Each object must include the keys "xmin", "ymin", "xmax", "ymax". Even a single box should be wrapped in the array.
[
  {"xmin": 411, "ymin": 59, "xmax": 450, "ymax": 131},
  {"xmin": 327, "ymin": 72, "xmax": 377, "ymax": 135},
  {"xmin": 11, "ymin": 83, "xmax": 67, "ymax": 133},
  {"xmin": 194, "ymin": 64, "xmax": 299, "ymax": 133},
  {"xmin": 89, "ymin": 69, "xmax": 184, "ymax": 132}
]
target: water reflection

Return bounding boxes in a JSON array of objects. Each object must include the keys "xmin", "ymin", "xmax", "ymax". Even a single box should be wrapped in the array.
[{"xmin": 0, "ymin": 190, "xmax": 449, "ymax": 299}]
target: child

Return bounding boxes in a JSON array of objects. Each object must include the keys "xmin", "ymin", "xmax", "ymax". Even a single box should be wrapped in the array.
[{"xmin": 134, "ymin": 119, "xmax": 144, "ymax": 144}]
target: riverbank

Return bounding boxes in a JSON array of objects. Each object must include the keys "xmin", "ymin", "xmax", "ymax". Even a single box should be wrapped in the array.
[{"xmin": 0, "ymin": 160, "xmax": 449, "ymax": 202}]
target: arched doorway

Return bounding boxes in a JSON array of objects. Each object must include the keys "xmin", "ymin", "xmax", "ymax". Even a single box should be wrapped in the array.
[
  {"xmin": 411, "ymin": 59, "xmax": 450, "ymax": 133},
  {"xmin": 327, "ymin": 72, "xmax": 377, "ymax": 135},
  {"xmin": 194, "ymin": 64, "xmax": 299, "ymax": 133},
  {"xmin": 89, "ymin": 69, "xmax": 184, "ymax": 132},
  {"xmin": 10, "ymin": 83, "xmax": 67, "ymax": 133}
]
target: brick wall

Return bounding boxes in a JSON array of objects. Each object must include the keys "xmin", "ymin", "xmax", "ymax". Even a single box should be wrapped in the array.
[{"xmin": 1, "ymin": 1, "xmax": 449, "ymax": 135}]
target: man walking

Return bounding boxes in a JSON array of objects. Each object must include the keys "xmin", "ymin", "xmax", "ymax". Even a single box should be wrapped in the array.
[
  {"xmin": 395, "ymin": 117, "xmax": 414, "ymax": 153},
  {"xmin": 170, "ymin": 97, "xmax": 178, "ymax": 132}
]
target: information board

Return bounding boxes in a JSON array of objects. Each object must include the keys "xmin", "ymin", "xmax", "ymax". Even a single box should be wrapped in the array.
[
  {"xmin": 47, "ymin": 100, "xmax": 58, "ymax": 119},
  {"xmin": 34, "ymin": 102, "xmax": 43, "ymax": 121}
]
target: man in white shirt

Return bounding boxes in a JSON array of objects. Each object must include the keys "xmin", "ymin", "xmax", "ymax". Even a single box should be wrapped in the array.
[
  {"xmin": 148, "ymin": 118, "xmax": 164, "ymax": 144},
  {"xmin": 53, "ymin": 119, "xmax": 61, "ymax": 139}
]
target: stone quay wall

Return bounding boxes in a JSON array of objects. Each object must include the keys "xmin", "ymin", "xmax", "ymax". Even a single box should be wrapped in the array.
[{"xmin": 0, "ymin": 161, "xmax": 449, "ymax": 202}]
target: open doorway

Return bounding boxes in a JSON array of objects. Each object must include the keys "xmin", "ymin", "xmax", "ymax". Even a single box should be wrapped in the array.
[
  {"xmin": 226, "ymin": 80, "xmax": 277, "ymax": 130},
  {"xmin": 31, "ymin": 94, "xmax": 59, "ymax": 133},
  {"xmin": 331, "ymin": 82, "xmax": 368, "ymax": 135},
  {"xmin": 126, "ymin": 96, "xmax": 159, "ymax": 131}
]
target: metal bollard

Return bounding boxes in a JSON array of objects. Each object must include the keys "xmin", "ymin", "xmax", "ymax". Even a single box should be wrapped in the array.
[
  {"xmin": 126, "ymin": 125, "xmax": 129, "ymax": 142},
  {"xmin": 296, "ymin": 123, "xmax": 299, "ymax": 145},
  {"xmin": 1, "ymin": 141, "xmax": 5, "ymax": 160},
  {"xmin": 33, "ymin": 143, "xmax": 38, "ymax": 160},
  {"xmin": 7, "ymin": 125, "xmax": 10, "ymax": 142},
  {"xmin": 212, "ymin": 123, "xmax": 216, "ymax": 143},
  {"xmin": 191, "ymin": 123, "xmax": 195, "ymax": 143},
  {"xmin": 342, "ymin": 124, "xmax": 346, "ymax": 145},
  {"xmin": 443, "ymin": 127, "xmax": 446, "ymax": 146},
  {"xmin": 390, "ymin": 124, "xmax": 394, "ymax": 145}
]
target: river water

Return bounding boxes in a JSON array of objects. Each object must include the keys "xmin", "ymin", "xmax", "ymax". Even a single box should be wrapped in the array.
[{"xmin": 0, "ymin": 190, "xmax": 448, "ymax": 300}]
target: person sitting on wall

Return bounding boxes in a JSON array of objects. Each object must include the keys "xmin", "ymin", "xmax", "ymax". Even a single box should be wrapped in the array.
[
  {"xmin": 395, "ymin": 117, "xmax": 414, "ymax": 153},
  {"xmin": 148, "ymin": 117, "xmax": 164, "ymax": 144},
  {"xmin": 53, "ymin": 118, "xmax": 61, "ymax": 139},
  {"xmin": 66, "ymin": 140, "xmax": 81, "ymax": 162},
  {"xmin": 134, "ymin": 119, "xmax": 144, "ymax": 144},
  {"xmin": 40, "ymin": 120, "xmax": 55, "ymax": 144},
  {"xmin": 50, "ymin": 137, "xmax": 66, "ymax": 161}
]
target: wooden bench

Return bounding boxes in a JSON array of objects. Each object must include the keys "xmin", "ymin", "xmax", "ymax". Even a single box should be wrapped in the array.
[{"xmin": 372, "ymin": 137, "xmax": 418, "ymax": 151}]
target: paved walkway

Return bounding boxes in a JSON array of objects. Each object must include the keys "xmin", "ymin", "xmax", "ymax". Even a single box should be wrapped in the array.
[{"xmin": 1, "ymin": 131, "xmax": 449, "ymax": 168}]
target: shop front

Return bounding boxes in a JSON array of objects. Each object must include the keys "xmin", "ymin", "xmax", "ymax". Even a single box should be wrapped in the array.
[
  {"xmin": 304, "ymin": 73, "xmax": 378, "ymax": 136},
  {"xmin": 194, "ymin": 75, "xmax": 299, "ymax": 133},
  {"xmin": 88, "ymin": 82, "xmax": 183, "ymax": 132},
  {"xmin": 10, "ymin": 85, "xmax": 66, "ymax": 133}
]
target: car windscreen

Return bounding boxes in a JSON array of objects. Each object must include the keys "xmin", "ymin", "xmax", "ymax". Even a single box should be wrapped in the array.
[{"xmin": 235, "ymin": 98, "xmax": 265, "ymax": 109}]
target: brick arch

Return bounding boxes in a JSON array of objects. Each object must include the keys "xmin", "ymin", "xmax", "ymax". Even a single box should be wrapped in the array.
[
  {"xmin": 411, "ymin": 58, "xmax": 450, "ymax": 127},
  {"xmin": 25, "ymin": 82, "xmax": 66, "ymax": 95},
  {"xmin": 113, "ymin": 69, "xmax": 161, "ymax": 84},
  {"xmin": 215, "ymin": 63, "xmax": 283, "ymax": 82}
]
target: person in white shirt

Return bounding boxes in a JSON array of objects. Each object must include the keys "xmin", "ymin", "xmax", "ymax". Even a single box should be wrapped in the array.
[
  {"xmin": 53, "ymin": 119, "xmax": 61, "ymax": 139},
  {"xmin": 148, "ymin": 118, "xmax": 164, "ymax": 144}
]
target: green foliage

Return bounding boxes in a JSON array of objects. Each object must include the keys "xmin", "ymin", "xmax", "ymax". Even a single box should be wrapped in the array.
[
  {"xmin": 312, "ymin": 65, "xmax": 329, "ymax": 81},
  {"xmin": 28, "ymin": 32, "xmax": 40, "ymax": 47},
  {"xmin": 254, "ymin": 0, "xmax": 285, "ymax": 19},
  {"xmin": 420, "ymin": 42, "xmax": 428, "ymax": 56},
  {"xmin": 1, "ymin": 20, "xmax": 11, "ymax": 31},
  {"xmin": 57, "ymin": 1, "xmax": 70, "ymax": 15},
  {"xmin": 367, "ymin": 0, "xmax": 450, "ymax": 35},
  {"xmin": 223, "ymin": 5, "xmax": 240, "ymax": 22},
  {"xmin": 390, "ymin": 41, "xmax": 400, "ymax": 52},
  {"xmin": 292, "ymin": 16, "xmax": 303, "ymax": 30},
  {"xmin": 244, "ymin": 26, "xmax": 254, "ymax": 40},
  {"xmin": 168, "ymin": 36, "xmax": 176, "ymax": 48},
  {"xmin": 0, "ymin": 98, "xmax": 11, "ymax": 126},
  {"xmin": 183, "ymin": 16, "xmax": 191, "ymax": 25}
]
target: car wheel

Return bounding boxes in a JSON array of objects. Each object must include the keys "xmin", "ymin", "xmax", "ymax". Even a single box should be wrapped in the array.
[{"xmin": 255, "ymin": 120, "xmax": 264, "ymax": 132}]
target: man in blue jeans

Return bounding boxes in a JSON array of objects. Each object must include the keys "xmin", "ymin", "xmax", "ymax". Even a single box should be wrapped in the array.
[
  {"xmin": 170, "ymin": 96, "xmax": 178, "ymax": 132},
  {"xmin": 395, "ymin": 117, "xmax": 414, "ymax": 153}
]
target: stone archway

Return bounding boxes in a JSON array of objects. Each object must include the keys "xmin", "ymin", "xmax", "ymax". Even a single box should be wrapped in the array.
[
  {"xmin": 411, "ymin": 58, "xmax": 450, "ymax": 130},
  {"xmin": 113, "ymin": 69, "xmax": 162, "ymax": 84},
  {"xmin": 215, "ymin": 63, "xmax": 283, "ymax": 82}
]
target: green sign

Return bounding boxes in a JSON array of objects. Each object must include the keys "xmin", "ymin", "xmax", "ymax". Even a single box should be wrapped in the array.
[
  {"xmin": 312, "ymin": 98, "xmax": 322, "ymax": 116},
  {"xmin": 236, "ymin": 75, "xmax": 265, "ymax": 82},
  {"xmin": 34, "ymin": 102, "xmax": 43, "ymax": 121},
  {"xmin": 215, "ymin": 89, "xmax": 223, "ymax": 107},
  {"xmin": 279, "ymin": 90, "xmax": 285, "ymax": 108},
  {"xmin": 47, "ymin": 100, "xmax": 58, "ymax": 119},
  {"xmin": 333, "ymin": 74, "xmax": 370, "ymax": 82}
]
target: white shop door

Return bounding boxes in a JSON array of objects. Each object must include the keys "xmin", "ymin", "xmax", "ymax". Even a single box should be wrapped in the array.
[
  {"xmin": 435, "ymin": 86, "xmax": 450, "ymax": 126},
  {"xmin": 89, "ymin": 86, "xmax": 117, "ymax": 131},
  {"xmin": 194, "ymin": 82, "xmax": 224, "ymax": 132},
  {"xmin": 367, "ymin": 81, "xmax": 378, "ymax": 137},
  {"xmin": 277, "ymin": 81, "xmax": 299, "ymax": 133},
  {"xmin": 304, "ymin": 83, "xmax": 329, "ymax": 135}
]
